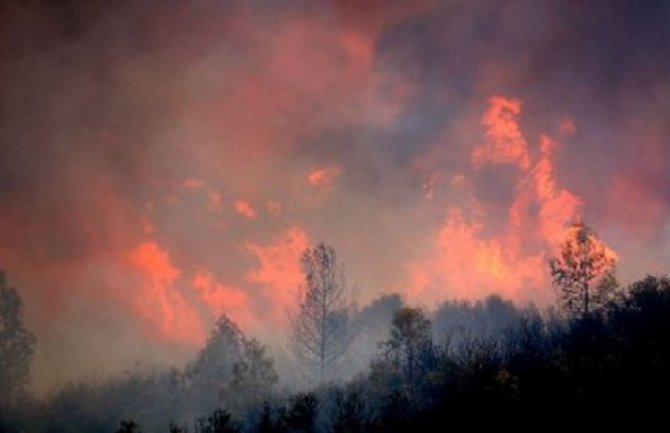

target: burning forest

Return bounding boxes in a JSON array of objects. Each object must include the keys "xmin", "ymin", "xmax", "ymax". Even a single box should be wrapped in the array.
[{"xmin": 1, "ymin": 0, "xmax": 670, "ymax": 431}]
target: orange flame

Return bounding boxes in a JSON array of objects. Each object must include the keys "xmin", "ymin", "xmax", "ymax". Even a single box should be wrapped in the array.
[
  {"xmin": 407, "ymin": 96, "xmax": 602, "ymax": 306},
  {"xmin": 472, "ymin": 96, "xmax": 530, "ymax": 170},
  {"xmin": 246, "ymin": 226, "xmax": 310, "ymax": 328},
  {"xmin": 129, "ymin": 242, "xmax": 205, "ymax": 345},
  {"xmin": 191, "ymin": 269, "xmax": 253, "ymax": 331}
]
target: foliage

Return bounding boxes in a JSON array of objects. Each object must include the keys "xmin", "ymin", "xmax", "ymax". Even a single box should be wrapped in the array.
[
  {"xmin": 549, "ymin": 219, "xmax": 617, "ymax": 316},
  {"xmin": 330, "ymin": 387, "xmax": 367, "ymax": 433},
  {"xmin": 256, "ymin": 402, "xmax": 275, "ymax": 433},
  {"xmin": 0, "ymin": 271, "xmax": 36, "ymax": 407},
  {"xmin": 196, "ymin": 409, "xmax": 240, "ymax": 433},
  {"xmin": 189, "ymin": 315, "xmax": 246, "ymax": 387},
  {"xmin": 284, "ymin": 392, "xmax": 318, "ymax": 433},
  {"xmin": 11, "ymin": 265, "xmax": 670, "ymax": 430},
  {"xmin": 116, "ymin": 420, "xmax": 142, "ymax": 433},
  {"xmin": 290, "ymin": 243, "xmax": 356, "ymax": 383},
  {"xmin": 380, "ymin": 308, "xmax": 434, "ymax": 384},
  {"xmin": 231, "ymin": 338, "xmax": 279, "ymax": 405},
  {"xmin": 433, "ymin": 294, "xmax": 523, "ymax": 346}
]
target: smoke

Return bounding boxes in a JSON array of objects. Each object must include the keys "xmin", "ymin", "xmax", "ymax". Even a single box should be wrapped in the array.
[
  {"xmin": 1, "ymin": 0, "xmax": 669, "ymax": 393},
  {"xmin": 405, "ymin": 96, "xmax": 585, "ymax": 305}
]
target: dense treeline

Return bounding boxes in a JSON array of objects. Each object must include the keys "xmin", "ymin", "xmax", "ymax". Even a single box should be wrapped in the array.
[
  {"xmin": 1, "ymin": 224, "xmax": 669, "ymax": 430},
  {"xmin": 3, "ymin": 274, "xmax": 670, "ymax": 431}
]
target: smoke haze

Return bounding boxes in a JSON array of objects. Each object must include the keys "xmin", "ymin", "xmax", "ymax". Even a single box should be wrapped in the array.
[{"xmin": 1, "ymin": 0, "xmax": 669, "ymax": 393}]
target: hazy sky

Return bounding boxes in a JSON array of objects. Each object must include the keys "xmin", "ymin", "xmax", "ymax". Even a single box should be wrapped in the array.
[{"xmin": 1, "ymin": 0, "xmax": 669, "ymax": 393}]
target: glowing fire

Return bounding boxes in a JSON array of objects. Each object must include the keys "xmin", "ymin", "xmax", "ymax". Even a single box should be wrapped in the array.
[
  {"xmin": 472, "ymin": 96, "xmax": 530, "ymax": 170},
  {"xmin": 246, "ymin": 226, "xmax": 310, "ymax": 327},
  {"xmin": 191, "ymin": 269, "xmax": 253, "ymax": 331},
  {"xmin": 129, "ymin": 242, "xmax": 205, "ymax": 345},
  {"xmin": 234, "ymin": 200, "xmax": 257, "ymax": 219},
  {"xmin": 406, "ymin": 95, "xmax": 603, "ymax": 305}
]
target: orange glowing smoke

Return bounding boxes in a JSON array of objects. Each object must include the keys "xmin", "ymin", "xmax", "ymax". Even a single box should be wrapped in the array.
[
  {"xmin": 234, "ymin": 200, "xmax": 257, "ymax": 219},
  {"xmin": 306, "ymin": 166, "xmax": 343, "ymax": 204},
  {"xmin": 407, "ymin": 96, "xmax": 602, "ymax": 305},
  {"xmin": 191, "ymin": 269, "xmax": 253, "ymax": 331},
  {"xmin": 128, "ymin": 242, "xmax": 258, "ymax": 343},
  {"xmin": 181, "ymin": 179, "xmax": 205, "ymax": 189},
  {"xmin": 129, "ymin": 242, "xmax": 205, "ymax": 345},
  {"xmin": 406, "ymin": 208, "xmax": 546, "ymax": 302},
  {"xmin": 307, "ymin": 166, "xmax": 342, "ymax": 188},
  {"xmin": 510, "ymin": 135, "xmax": 583, "ymax": 247},
  {"xmin": 266, "ymin": 200, "xmax": 283, "ymax": 218},
  {"xmin": 207, "ymin": 191, "xmax": 223, "ymax": 213},
  {"xmin": 246, "ymin": 226, "xmax": 310, "ymax": 328},
  {"xmin": 472, "ymin": 96, "xmax": 530, "ymax": 170}
]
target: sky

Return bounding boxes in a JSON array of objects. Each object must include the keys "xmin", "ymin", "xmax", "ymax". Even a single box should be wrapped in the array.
[{"xmin": 1, "ymin": 0, "xmax": 670, "ymax": 394}]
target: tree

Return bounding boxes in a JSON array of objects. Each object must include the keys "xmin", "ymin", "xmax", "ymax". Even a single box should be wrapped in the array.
[
  {"xmin": 0, "ymin": 271, "xmax": 36, "ymax": 406},
  {"xmin": 169, "ymin": 423, "xmax": 187, "ymax": 433},
  {"xmin": 116, "ymin": 420, "xmax": 142, "ymax": 433},
  {"xmin": 196, "ymin": 409, "xmax": 240, "ymax": 433},
  {"xmin": 330, "ymin": 387, "xmax": 367, "ymax": 433},
  {"xmin": 257, "ymin": 401, "xmax": 275, "ymax": 433},
  {"xmin": 289, "ymin": 243, "xmax": 356, "ymax": 383},
  {"xmin": 186, "ymin": 313, "xmax": 245, "ymax": 414},
  {"xmin": 188, "ymin": 313, "xmax": 279, "ymax": 414},
  {"xmin": 381, "ymin": 307, "xmax": 433, "ymax": 384},
  {"xmin": 231, "ymin": 338, "xmax": 279, "ymax": 405},
  {"xmin": 549, "ymin": 219, "xmax": 616, "ymax": 317},
  {"xmin": 284, "ymin": 393, "xmax": 318, "ymax": 433},
  {"xmin": 192, "ymin": 314, "xmax": 245, "ymax": 379},
  {"xmin": 374, "ymin": 390, "xmax": 414, "ymax": 433}
]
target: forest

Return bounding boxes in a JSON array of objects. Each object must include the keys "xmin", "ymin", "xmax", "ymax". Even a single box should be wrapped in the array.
[
  {"xmin": 3, "ymin": 0, "xmax": 670, "ymax": 431},
  {"xmin": 2, "ymin": 220, "xmax": 670, "ymax": 431}
]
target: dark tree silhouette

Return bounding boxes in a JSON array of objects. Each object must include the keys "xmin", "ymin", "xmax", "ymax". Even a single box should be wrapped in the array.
[
  {"xmin": 0, "ymin": 271, "xmax": 36, "ymax": 406},
  {"xmin": 549, "ymin": 219, "xmax": 616, "ymax": 317},
  {"xmin": 284, "ymin": 393, "xmax": 318, "ymax": 433},
  {"xmin": 231, "ymin": 338, "xmax": 278, "ymax": 405},
  {"xmin": 330, "ymin": 387, "xmax": 367, "ymax": 433},
  {"xmin": 192, "ymin": 315, "xmax": 245, "ymax": 379},
  {"xmin": 433, "ymin": 294, "xmax": 524, "ymax": 349},
  {"xmin": 381, "ymin": 308, "xmax": 433, "ymax": 384},
  {"xmin": 196, "ymin": 409, "xmax": 240, "ymax": 433},
  {"xmin": 188, "ymin": 314, "xmax": 245, "ymax": 405},
  {"xmin": 169, "ymin": 422, "xmax": 187, "ymax": 433},
  {"xmin": 116, "ymin": 420, "xmax": 142, "ymax": 433},
  {"xmin": 290, "ymin": 243, "xmax": 356, "ymax": 383},
  {"xmin": 374, "ymin": 391, "xmax": 414, "ymax": 433},
  {"xmin": 257, "ymin": 402, "xmax": 275, "ymax": 433}
]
